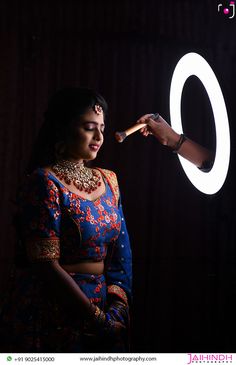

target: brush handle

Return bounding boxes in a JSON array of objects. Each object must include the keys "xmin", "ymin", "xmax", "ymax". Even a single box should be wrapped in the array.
[
  {"xmin": 115, "ymin": 113, "xmax": 160, "ymax": 143},
  {"xmin": 115, "ymin": 123, "xmax": 146, "ymax": 143},
  {"xmin": 124, "ymin": 123, "xmax": 147, "ymax": 136}
]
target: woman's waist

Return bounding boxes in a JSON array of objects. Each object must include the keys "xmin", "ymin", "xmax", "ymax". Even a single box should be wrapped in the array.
[{"xmin": 61, "ymin": 260, "xmax": 104, "ymax": 275}]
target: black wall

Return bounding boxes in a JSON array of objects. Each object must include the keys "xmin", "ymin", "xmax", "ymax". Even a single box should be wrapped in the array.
[{"xmin": 1, "ymin": 0, "xmax": 236, "ymax": 352}]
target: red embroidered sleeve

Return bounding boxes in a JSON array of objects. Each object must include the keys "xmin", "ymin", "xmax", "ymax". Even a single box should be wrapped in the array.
[
  {"xmin": 19, "ymin": 170, "xmax": 61, "ymax": 263},
  {"xmin": 26, "ymin": 237, "xmax": 60, "ymax": 262}
]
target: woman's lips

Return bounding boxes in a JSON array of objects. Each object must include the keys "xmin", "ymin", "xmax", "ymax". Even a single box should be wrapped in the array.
[{"xmin": 89, "ymin": 144, "xmax": 100, "ymax": 151}]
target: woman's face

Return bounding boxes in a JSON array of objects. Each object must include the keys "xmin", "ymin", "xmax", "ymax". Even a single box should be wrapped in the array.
[{"xmin": 64, "ymin": 108, "xmax": 105, "ymax": 162}]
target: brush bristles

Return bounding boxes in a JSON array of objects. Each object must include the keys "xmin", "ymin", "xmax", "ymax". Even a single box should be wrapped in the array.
[{"xmin": 115, "ymin": 131, "xmax": 127, "ymax": 143}]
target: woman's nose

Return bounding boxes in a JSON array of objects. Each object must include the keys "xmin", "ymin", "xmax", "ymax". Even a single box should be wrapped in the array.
[{"xmin": 94, "ymin": 129, "xmax": 103, "ymax": 141}]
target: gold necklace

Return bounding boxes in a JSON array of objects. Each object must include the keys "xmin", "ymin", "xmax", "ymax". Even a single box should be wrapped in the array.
[{"xmin": 52, "ymin": 160, "xmax": 101, "ymax": 193}]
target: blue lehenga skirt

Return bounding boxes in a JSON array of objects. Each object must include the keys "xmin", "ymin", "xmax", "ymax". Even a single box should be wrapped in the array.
[{"xmin": 0, "ymin": 269, "xmax": 127, "ymax": 353}]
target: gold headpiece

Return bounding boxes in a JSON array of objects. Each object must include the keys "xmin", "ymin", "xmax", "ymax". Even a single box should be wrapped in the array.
[{"xmin": 94, "ymin": 104, "xmax": 103, "ymax": 115}]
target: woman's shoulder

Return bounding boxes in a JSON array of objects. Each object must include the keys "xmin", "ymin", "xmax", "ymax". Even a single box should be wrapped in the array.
[
  {"xmin": 21, "ymin": 167, "xmax": 59, "ymax": 193},
  {"xmin": 95, "ymin": 167, "xmax": 119, "ymax": 185},
  {"xmin": 95, "ymin": 167, "xmax": 120, "ymax": 205},
  {"xmin": 24, "ymin": 167, "xmax": 51, "ymax": 182}
]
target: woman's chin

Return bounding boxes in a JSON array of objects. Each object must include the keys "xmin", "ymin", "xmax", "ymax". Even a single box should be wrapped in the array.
[{"xmin": 84, "ymin": 153, "xmax": 98, "ymax": 161}]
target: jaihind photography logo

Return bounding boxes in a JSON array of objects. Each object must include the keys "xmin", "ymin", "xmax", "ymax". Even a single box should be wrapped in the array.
[
  {"xmin": 187, "ymin": 353, "xmax": 233, "ymax": 364},
  {"xmin": 218, "ymin": 1, "xmax": 235, "ymax": 18}
]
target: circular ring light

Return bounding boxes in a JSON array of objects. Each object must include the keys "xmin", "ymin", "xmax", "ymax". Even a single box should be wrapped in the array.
[{"xmin": 169, "ymin": 52, "xmax": 230, "ymax": 195}]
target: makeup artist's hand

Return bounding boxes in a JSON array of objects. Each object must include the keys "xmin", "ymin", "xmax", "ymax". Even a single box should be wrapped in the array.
[
  {"xmin": 136, "ymin": 113, "xmax": 180, "ymax": 148},
  {"xmin": 137, "ymin": 113, "xmax": 214, "ymax": 168}
]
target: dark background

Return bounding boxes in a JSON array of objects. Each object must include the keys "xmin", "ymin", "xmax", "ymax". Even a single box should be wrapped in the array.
[{"xmin": 1, "ymin": 0, "xmax": 236, "ymax": 353}]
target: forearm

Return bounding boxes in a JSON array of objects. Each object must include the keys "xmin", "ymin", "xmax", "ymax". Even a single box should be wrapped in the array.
[
  {"xmin": 166, "ymin": 131, "xmax": 214, "ymax": 168},
  {"xmin": 32, "ymin": 260, "xmax": 92, "ymax": 318},
  {"xmin": 143, "ymin": 114, "xmax": 214, "ymax": 168}
]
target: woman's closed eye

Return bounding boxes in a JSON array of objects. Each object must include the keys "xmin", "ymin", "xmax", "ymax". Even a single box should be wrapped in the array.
[{"xmin": 84, "ymin": 124, "xmax": 105, "ymax": 134}]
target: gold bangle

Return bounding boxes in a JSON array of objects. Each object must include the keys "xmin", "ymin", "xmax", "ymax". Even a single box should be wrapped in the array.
[
  {"xmin": 92, "ymin": 305, "xmax": 106, "ymax": 324},
  {"xmin": 94, "ymin": 305, "xmax": 101, "ymax": 318}
]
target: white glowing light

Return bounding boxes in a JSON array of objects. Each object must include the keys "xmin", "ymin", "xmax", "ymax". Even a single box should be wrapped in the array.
[{"xmin": 169, "ymin": 52, "xmax": 230, "ymax": 195}]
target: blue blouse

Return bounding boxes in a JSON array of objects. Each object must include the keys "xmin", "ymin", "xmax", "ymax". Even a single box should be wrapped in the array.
[{"xmin": 18, "ymin": 167, "xmax": 132, "ymax": 299}]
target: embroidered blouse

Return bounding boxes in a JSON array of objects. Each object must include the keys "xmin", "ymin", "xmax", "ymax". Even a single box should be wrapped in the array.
[{"xmin": 18, "ymin": 168, "xmax": 132, "ymax": 299}]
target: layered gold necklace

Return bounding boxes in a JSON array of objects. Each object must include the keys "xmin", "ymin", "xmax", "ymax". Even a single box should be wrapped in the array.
[{"xmin": 52, "ymin": 160, "xmax": 101, "ymax": 193}]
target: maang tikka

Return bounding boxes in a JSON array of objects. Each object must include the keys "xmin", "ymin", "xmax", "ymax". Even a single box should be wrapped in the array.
[{"xmin": 93, "ymin": 104, "xmax": 103, "ymax": 115}]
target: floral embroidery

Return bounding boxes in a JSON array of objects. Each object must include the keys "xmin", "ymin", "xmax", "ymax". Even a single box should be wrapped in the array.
[
  {"xmin": 1, "ymin": 168, "xmax": 132, "ymax": 352},
  {"xmin": 96, "ymin": 168, "xmax": 120, "ymax": 207},
  {"xmin": 19, "ymin": 168, "xmax": 131, "ymax": 297}
]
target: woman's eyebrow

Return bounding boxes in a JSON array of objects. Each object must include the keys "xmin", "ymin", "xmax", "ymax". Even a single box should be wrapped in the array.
[{"xmin": 83, "ymin": 121, "xmax": 105, "ymax": 127}]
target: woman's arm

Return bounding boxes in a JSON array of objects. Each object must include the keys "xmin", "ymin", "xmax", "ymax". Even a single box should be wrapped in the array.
[
  {"xmin": 32, "ymin": 260, "xmax": 92, "ymax": 317},
  {"xmin": 31, "ymin": 259, "xmax": 125, "ymax": 338},
  {"xmin": 137, "ymin": 114, "xmax": 214, "ymax": 169}
]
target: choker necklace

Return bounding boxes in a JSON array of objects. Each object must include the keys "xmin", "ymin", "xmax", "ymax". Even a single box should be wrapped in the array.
[{"xmin": 52, "ymin": 160, "xmax": 101, "ymax": 193}]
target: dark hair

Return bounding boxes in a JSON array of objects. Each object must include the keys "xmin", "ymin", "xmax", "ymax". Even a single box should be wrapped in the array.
[{"xmin": 27, "ymin": 87, "xmax": 108, "ymax": 173}]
